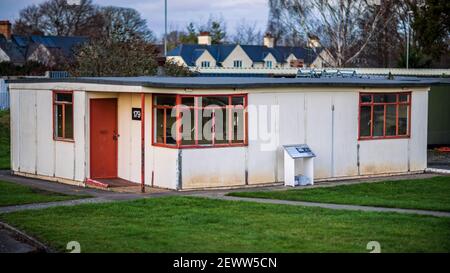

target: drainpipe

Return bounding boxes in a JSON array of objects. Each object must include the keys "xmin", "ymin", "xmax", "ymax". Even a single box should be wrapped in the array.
[{"xmin": 141, "ymin": 93, "xmax": 146, "ymax": 193}]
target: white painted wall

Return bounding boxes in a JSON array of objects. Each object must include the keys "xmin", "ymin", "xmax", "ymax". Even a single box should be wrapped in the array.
[
  {"xmin": 117, "ymin": 93, "xmax": 142, "ymax": 183},
  {"xmin": 222, "ymin": 45, "xmax": 253, "ymax": 68},
  {"xmin": 263, "ymin": 53, "xmax": 278, "ymax": 68},
  {"xmin": 152, "ymin": 146, "xmax": 179, "ymax": 189},
  {"xmin": 195, "ymin": 50, "xmax": 217, "ymax": 67},
  {"xmin": 10, "ymin": 89, "xmax": 86, "ymax": 182},
  {"xmin": 182, "ymin": 147, "xmax": 246, "ymax": 189},
  {"xmin": 9, "ymin": 83, "xmax": 429, "ymax": 190},
  {"xmin": 0, "ymin": 48, "xmax": 10, "ymax": 62}
]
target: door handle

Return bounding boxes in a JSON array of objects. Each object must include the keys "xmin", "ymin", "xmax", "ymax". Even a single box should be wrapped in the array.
[{"xmin": 113, "ymin": 133, "xmax": 120, "ymax": 141}]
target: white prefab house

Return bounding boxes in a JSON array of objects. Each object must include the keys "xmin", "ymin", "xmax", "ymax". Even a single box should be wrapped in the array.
[{"xmin": 7, "ymin": 77, "xmax": 435, "ymax": 190}]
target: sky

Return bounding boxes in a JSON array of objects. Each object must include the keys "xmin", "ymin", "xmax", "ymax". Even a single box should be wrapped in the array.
[{"xmin": 0, "ymin": 0, "xmax": 269, "ymax": 39}]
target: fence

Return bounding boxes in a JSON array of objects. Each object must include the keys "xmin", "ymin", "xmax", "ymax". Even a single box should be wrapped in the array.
[{"xmin": 0, "ymin": 79, "xmax": 8, "ymax": 110}]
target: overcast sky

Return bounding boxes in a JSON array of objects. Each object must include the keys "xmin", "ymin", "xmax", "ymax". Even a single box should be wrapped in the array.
[{"xmin": 0, "ymin": 0, "xmax": 269, "ymax": 39}]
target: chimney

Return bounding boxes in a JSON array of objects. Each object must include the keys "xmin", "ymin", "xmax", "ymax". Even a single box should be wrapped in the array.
[
  {"xmin": 0, "ymin": 20, "xmax": 12, "ymax": 40},
  {"xmin": 263, "ymin": 32, "xmax": 275, "ymax": 48},
  {"xmin": 307, "ymin": 33, "xmax": 321, "ymax": 48},
  {"xmin": 198, "ymin": 31, "xmax": 212, "ymax": 46}
]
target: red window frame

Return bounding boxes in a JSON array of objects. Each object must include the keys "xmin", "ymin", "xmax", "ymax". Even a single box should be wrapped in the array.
[
  {"xmin": 358, "ymin": 92, "xmax": 411, "ymax": 140},
  {"xmin": 53, "ymin": 90, "xmax": 74, "ymax": 142},
  {"xmin": 152, "ymin": 94, "xmax": 248, "ymax": 149}
]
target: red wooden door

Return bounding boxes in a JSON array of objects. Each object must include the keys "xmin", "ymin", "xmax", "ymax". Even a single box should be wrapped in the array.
[{"xmin": 90, "ymin": 99, "xmax": 118, "ymax": 179}]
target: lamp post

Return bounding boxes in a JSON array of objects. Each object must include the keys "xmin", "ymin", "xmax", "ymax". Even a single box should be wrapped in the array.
[
  {"xmin": 164, "ymin": 0, "xmax": 168, "ymax": 56},
  {"xmin": 406, "ymin": 10, "xmax": 413, "ymax": 69}
]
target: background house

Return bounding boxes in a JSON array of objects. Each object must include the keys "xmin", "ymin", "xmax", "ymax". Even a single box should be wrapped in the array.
[
  {"xmin": 167, "ymin": 32, "xmax": 334, "ymax": 69},
  {"xmin": 0, "ymin": 20, "xmax": 88, "ymax": 67}
]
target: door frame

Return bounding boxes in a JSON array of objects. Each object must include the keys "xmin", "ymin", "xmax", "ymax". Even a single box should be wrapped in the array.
[{"xmin": 89, "ymin": 98, "xmax": 118, "ymax": 179}]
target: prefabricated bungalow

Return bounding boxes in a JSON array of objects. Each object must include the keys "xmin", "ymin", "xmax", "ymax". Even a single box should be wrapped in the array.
[{"xmin": 7, "ymin": 77, "xmax": 436, "ymax": 190}]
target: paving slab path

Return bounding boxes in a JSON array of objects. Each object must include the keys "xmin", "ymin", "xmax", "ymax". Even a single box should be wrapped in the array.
[{"xmin": 193, "ymin": 194, "xmax": 450, "ymax": 218}]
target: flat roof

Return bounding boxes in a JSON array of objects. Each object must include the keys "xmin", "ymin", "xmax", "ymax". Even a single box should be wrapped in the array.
[{"xmin": 7, "ymin": 76, "xmax": 441, "ymax": 89}]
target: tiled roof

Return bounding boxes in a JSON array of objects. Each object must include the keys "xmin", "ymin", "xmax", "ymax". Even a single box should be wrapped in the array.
[
  {"xmin": 167, "ymin": 44, "xmax": 321, "ymax": 66},
  {"xmin": 5, "ymin": 34, "xmax": 88, "ymax": 62},
  {"xmin": 0, "ymin": 35, "xmax": 25, "ymax": 64}
]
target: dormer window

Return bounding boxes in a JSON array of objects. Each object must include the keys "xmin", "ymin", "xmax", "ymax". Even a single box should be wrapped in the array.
[
  {"xmin": 201, "ymin": 61, "xmax": 210, "ymax": 68},
  {"xmin": 265, "ymin": 60, "xmax": 273, "ymax": 68},
  {"xmin": 233, "ymin": 60, "xmax": 242, "ymax": 68}
]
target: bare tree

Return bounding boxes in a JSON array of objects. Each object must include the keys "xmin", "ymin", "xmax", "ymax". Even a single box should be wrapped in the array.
[
  {"xmin": 269, "ymin": 0, "xmax": 395, "ymax": 67},
  {"xmin": 13, "ymin": 5, "xmax": 44, "ymax": 35},
  {"xmin": 99, "ymin": 6, "xmax": 155, "ymax": 42},
  {"xmin": 232, "ymin": 20, "xmax": 263, "ymax": 45},
  {"xmin": 13, "ymin": 0, "xmax": 101, "ymax": 37}
]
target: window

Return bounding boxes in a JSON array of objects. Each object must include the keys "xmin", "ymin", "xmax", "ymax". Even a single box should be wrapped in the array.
[
  {"xmin": 359, "ymin": 92, "xmax": 411, "ymax": 140},
  {"xmin": 153, "ymin": 94, "xmax": 247, "ymax": 148},
  {"xmin": 233, "ymin": 60, "xmax": 242, "ymax": 68},
  {"xmin": 201, "ymin": 61, "xmax": 210, "ymax": 68},
  {"xmin": 53, "ymin": 91, "xmax": 74, "ymax": 141},
  {"xmin": 265, "ymin": 60, "xmax": 273, "ymax": 68}
]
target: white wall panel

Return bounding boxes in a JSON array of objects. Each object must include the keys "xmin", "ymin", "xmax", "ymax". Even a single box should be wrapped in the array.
[
  {"xmin": 305, "ymin": 92, "xmax": 333, "ymax": 178},
  {"xmin": 153, "ymin": 146, "xmax": 178, "ymax": 189},
  {"xmin": 409, "ymin": 91, "xmax": 428, "ymax": 171},
  {"xmin": 36, "ymin": 91, "xmax": 54, "ymax": 176},
  {"xmin": 73, "ymin": 91, "xmax": 86, "ymax": 181},
  {"xmin": 10, "ymin": 90, "xmax": 19, "ymax": 172},
  {"xmin": 18, "ymin": 90, "xmax": 36, "ymax": 174},
  {"xmin": 332, "ymin": 92, "xmax": 359, "ymax": 177},
  {"xmin": 54, "ymin": 142, "xmax": 75, "ymax": 179},
  {"xmin": 247, "ymin": 93, "xmax": 277, "ymax": 184},
  {"xmin": 276, "ymin": 93, "xmax": 306, "ymax": 181},
  {"xmin": 182, "ymin": 147, "xmax": 246, "ymax": 189}
]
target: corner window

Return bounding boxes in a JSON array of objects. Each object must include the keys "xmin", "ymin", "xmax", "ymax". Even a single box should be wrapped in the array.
[
  {"xmin": 53, "ymin": 91, "xmax": 74, "ymax": 141},
  {"xmin": 359, "ymin": 92, "xmax": 411, "ymax": 140},
  {"xmin": 233, "ymin": 60, "xmax": 243, "ymax": 68},
  {"xmin": 153, "ymin": 94, "xmax": 247, "ymax": 148}
]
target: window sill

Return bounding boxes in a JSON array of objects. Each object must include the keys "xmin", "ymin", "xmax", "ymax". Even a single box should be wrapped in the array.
[
  {"xmin": 358, "ymin": 136, "xmax": 410, "ymax": 141},
  {"xmin": 152, "ymin": 143, "xmax": 247, "ymax": 149},
  {"xmin": 54, "ymin": 138, "xmax": 75, "ymax": 143}
]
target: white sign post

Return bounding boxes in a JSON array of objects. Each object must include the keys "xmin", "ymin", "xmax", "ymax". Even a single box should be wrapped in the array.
[{"xmin": 283, "ymin": 144, "xmax": 315, "ymax": 187}]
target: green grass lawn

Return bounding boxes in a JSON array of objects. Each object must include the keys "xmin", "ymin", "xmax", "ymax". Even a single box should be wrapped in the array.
[
  {"xmin": 0, "ymin": 110, "xmax": 10, "ymax": 170},
  {"xmin": 228, "ymin": 176, "xmax": 450, "ymax": 212},
  {"xmin": 1, "ymin": 196, "xmax": 449, "ymax": 253},
  {"xmin": 0, "ymin": 180, "xmax": 90, "ymax": 207}
]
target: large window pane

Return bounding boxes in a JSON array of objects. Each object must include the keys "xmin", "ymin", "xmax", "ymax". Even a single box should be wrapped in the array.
[
  {"xmin": 55, "ymin": 104, "xmax": 63, "ymax": 138},
  {"xmin": 180, "ymin": 108, "xmax": 195, "ymax": 145},
  {"xmin": 232, "ymin": 96, "xmax": 244, "ymax": 106},
  {"xmin": 399, "ymin": 94, "xmax": 409, "ymax": 102},
  {"xmin": 214, "ymin": 108, "xmax": 228, "ymax": 144},
  {"xmin": 374, "ymin": 94, "xmax": 396, "ymax": 103},
  {"xmin": 360, "ymin": 94, "xmax": 372, "ymax": 103},
  {"xmin": 385, "ymin": 105, "xmax": 396, "ymax": 136},
  {"xmin": 359, "ymin": 106, "xmax": 371, "ymax": 137},
  {"xmin": 373, "ymin": 105, "xmax": 384, "ymax": 137},
  {"xmin": 201, "ymin": 96, "xmax": 228, "ymax": 107},
  {"xmin": 155, "ymin": 108, "xmax": 165, "ymax": 143},
  {"xmin": 181, "ymin": 97, "xmax": 194, "ymax": 107},
  {"xmin": 65, "ymin": 104, "xmax": 73, "ymax": 139},
  {"xmin": 398, "ymin": 105, "xmax": 409, "ymax": 135},
  {"xmin": 198, "ymin": 108, "xmax": 213, "ymax": 145},
  {"xmin": 231, "ymin": 107, "xmax": 244, "ymax": 143},
  {"xmin": 166, "ymin": 108, "xmax": 177, "ymax": 144},
  {"xmin": 154, "ymin": 95, "xmax": 176, "ymax": 106},
  {"xmin": 56, "ymin": 93, "xmax": 72, "ymax": 103}
]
